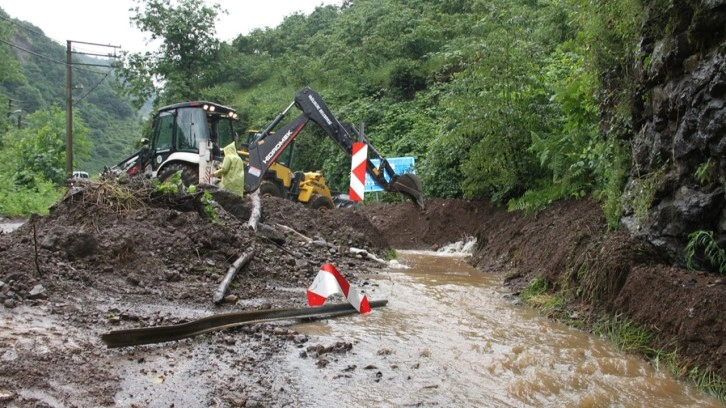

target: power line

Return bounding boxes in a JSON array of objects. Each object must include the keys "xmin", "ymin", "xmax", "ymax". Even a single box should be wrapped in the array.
[
  {"xmin": 0, "ymin": 38, "xmax": 65, "ymax": 65},
  {"xmin": 0, "ymin": 14, "xmax": 46, "ymax": 38},
  {"xmin": 0, "ymin": 14, "xmax": 67, "ymax": 49},
  {"xmin": 0, "ymin": 38, "xmax": 114, "ymax": 74},
  {"xmin": 75, "ymin": 68, "xmax": 116, "ymax": 104}
]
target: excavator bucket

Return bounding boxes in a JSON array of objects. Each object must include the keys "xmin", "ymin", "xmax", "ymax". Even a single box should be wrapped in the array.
[{"xmin": 391, "ymin": 173, "xmax": 425, "ymax": 209}]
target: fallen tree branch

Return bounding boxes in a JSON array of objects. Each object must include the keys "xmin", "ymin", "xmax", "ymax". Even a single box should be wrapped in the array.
[
  {"xmin": 349, "ymin": 247, "xmax": 388, "ymax": 264},
  {"xmin": 272, "ymin": 222, "xmax": 313, "ymax": 243},
  {"xmin": 213, "ymin": 248, "xmax": 255, "ymax": 304},
  {"xmin": 30, "ymin": 215, "xmax": 42, "ymax": 278},
  {"xmin": 246, "ymin": 191, "xmax": 261, "ymax": 231}
]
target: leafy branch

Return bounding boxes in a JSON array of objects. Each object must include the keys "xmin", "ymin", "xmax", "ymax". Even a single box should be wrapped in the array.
[{"xmin": 685, "ymin": 230, "xmax": 726, "ymax": 274}]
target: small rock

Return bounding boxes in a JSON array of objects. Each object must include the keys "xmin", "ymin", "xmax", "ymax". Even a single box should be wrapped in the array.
[
  {"xmin": 27, "ymin": 284, "xmax": 47, "ymax": 300},
  {"xmin": 0, "ymin": 389, "xmax": 15, "ymax": 402},
  {"xmin": 224, "ymin": 295, "xmax": 239, "ymax": 304},
  {"xmin": 4, "ymin": 299, "xmax": 16, "ymax": 309},
  {"xmin": 165, "ymin": 271, "xmax": 182, "ymax": 282},
  {"xmin": 245, "ymin": 398, "xmax": 263, "ymax": 408},
  {"xmin": 273, "ymin": 327, "xmax": 286, "ymax": 335}
]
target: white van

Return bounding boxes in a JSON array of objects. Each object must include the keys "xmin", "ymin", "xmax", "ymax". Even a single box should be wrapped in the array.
[{"xmin": 73, "ymin": 171, "xmax": 89, "ymax": 179}]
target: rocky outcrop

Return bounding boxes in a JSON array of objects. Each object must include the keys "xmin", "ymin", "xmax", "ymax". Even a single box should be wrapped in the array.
[{"xmin": 622, "ymin": 0, "xmax": 726, "ymax": 269}]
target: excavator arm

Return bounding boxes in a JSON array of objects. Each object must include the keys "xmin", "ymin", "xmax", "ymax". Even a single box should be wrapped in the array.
[{"xmin": 244, "ymin": 88, "xmax": 425, "ymax": 208}]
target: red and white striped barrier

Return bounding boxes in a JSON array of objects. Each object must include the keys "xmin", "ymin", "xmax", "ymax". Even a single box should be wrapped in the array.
[
  {"xmin": 349, "ymin": 142, "xmax": 367, "ymax": 202},
  {"xmin": 307, "ymin": 263, "xmax": 371, "ymax": 314}
]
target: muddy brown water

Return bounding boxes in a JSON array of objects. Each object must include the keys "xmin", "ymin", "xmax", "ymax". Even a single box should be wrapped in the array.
[{"xmin": 277, "ymin": 250, "xmax": 723, "ymax": 407}]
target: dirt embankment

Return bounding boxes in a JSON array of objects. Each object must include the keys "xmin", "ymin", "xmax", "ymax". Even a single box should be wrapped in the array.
[{"xmin": 1, "ymin": 180, "xmax": 725, "ymax": 406}]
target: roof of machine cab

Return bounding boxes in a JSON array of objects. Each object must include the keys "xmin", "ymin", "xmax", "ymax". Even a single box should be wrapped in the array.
[{"xmin": 155, "ymin": 101, "xmax": 238, "ymax": 120}]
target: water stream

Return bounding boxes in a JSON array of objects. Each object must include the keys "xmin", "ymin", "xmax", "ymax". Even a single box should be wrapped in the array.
[{"xmin": 279, "ymin": 250, "xmax": 723, "ymax": 407}]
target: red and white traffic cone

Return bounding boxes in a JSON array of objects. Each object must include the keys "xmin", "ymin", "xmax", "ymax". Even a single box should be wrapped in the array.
[{"xmin": 307, "ymin": 263, "xmax": 371, "ymax": 314}]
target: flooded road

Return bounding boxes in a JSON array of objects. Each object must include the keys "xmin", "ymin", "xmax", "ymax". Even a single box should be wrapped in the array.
[{"xmin": 281, "ymin": 250, "xmax": 723, "ymax": 407}]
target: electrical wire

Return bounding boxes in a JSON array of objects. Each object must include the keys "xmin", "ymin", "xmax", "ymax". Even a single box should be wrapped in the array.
[
  {"xmin": 1, "ymin": 30, "xmax": 121, "ymax": 107},
  {"xmin": 0, "ymin": 38, "xmax": 114, "ymax": 75},
  {"xmin": 74, "ymin": 68, "xmax": 116, "ymax": 104},
  {"xmin": 0, "ymin": 14, "xmax": 66, "ymax": 48},
  {"xmin": 0, "ymin": 38, "xmax": 65, "ymax": 65}
]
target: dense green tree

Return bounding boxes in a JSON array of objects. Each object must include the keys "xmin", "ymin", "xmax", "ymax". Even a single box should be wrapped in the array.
[
  {"xmin": 2, "ymin": 105, "xmax": 90, "ymax": 186},
  {"xmin": 0, "ymin": 13, "xmax": 24, "ymax": 136},
  {"xmin": 2, "ymin": 0, "xmax": 636, "ymax": 213},
  {"xmin": 118, "ymin": 0, "xmax": 224, "ymax": 106}
]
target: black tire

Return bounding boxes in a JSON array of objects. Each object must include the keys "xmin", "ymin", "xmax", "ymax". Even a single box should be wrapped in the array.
[
  {"xmin": 260, "ymin": 181, "xmax": 284, "ymax": 198},
  {"xmin": 309, "ymin": 194, "xmax": 335, "ymax": 211},
  {"xmin": 157, "ymin": 162, "xmax": 198, "ymax": 187}
]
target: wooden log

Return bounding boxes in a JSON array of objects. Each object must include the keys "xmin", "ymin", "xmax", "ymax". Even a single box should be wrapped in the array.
[
  {"xmin": 349, "ymin": 247, "xmax": 388, "ymax": 264},
  {"xmin": 213, "ymin": 248, "xmax": 255, "ymax": 304},
  {"xmin": 246, "ymin": 190, "xmax": 261, "ymax": 231},
  {"xmin": 272, "ymin": 222, "xmax": 312, "ymax": 243}
]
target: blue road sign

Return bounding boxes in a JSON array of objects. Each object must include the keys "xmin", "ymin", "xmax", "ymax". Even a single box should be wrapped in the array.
[{"xmin": 364, "ymin": 157, "xmax": 416, "ymax": 193}]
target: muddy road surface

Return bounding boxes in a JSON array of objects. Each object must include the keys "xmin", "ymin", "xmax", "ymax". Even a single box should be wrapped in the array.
[{"xmin": 1, "ymin": 180, "xmax": 725, "ymax": 406}]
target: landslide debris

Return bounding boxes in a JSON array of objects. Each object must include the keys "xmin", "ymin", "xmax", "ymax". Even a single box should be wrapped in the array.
[{"xmin": 0, "ymin": 178, "xmax": 390, "ymax": 310}]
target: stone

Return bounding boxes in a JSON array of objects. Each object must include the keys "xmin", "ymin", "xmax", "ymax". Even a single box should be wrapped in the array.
[{"xmin": 27, "ymin": 284, "xmax": 47, "ymax": 300}]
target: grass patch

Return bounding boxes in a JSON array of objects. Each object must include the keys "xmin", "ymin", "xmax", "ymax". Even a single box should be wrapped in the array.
[
  {"xmin": 593, "ymin": 313, "xmax": 656, "ymax": 356},
  {"xmin": 594, "ymin": 313, "xmax": 726, "ymax": 402},
  {"xmin": 386, "ymin": 248, "xmax": 398, "ymax": 260},
  {"xmin": 688, "ymin": 366, "xmax": 726, "ymax": 402},
  {"xmin": 520, "ymin": 277, "xmax": 564, "ymax": 316}
]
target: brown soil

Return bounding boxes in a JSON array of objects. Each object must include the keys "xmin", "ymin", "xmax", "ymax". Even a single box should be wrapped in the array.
[{"xmin": 1, "ymin": 181, "xmax": 724, "ymax": 406}]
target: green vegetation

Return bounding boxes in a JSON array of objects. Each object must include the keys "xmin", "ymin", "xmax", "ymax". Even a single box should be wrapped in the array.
[
  {"xmin": 687, "ymin": 366, "xmax": 726, "ymax": 402},
  {"xmin": 153, "ymin": 171, "xmax": 221, "ymax": 223},
  {"xmin": 520, "ymin": 277, "xmax": 564, "ymax": 315},
  {"xmin": 201, "ymin": 190, "xmax": 221, "ymax": 224},
  {"xmin": 594, "ymin": 313, "xmax": 656, "ymax": 356},
  {"xmin": 685, "ymin": 230, "xmax": 726, "ymax": 274},
  {"xmin": 118, "ymin": 0, "xmax": 224, "ymax": 106},
  {"xmin": 2, "ymin": 0, "xmax": 651, "ymax": 216},
  {"xmin": 0, "ymin": 7, "xmax": 141, "ymax": 214},
  {"xmin": 154, "ymin": 170, "xmax": 184, "ymax": 194},
  {"xmin": 594, "ymin": 313, "xmax": 726, "ymax": 402},
  {"xmin": 0, "ymin": 106, "xmax": 90, "ymax": 216},
  {"xmin": 386, "ymin": 248, "xmax": 398, "ymax": 261},
  {"xmin": 695, "ymin": 158, "xmax": 714, "ymax": 185},
  {"xmin": 111, "ymin": 0, "xmax": 640, "ymax": 205}
]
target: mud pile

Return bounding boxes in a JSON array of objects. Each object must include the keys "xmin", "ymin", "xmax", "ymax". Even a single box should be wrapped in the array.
[
  {"xmin": 0, "ymin": 179, "xmax": 396, "ymax": 406},
  {"xmin": 0, "ymin": 178, "xmax": 390, "ymax": 310}
]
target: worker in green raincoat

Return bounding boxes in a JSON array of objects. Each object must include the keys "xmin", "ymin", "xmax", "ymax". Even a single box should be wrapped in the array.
[{"xmin": 214, "ymin": 142, "xmax": 245, "ymax": 197}]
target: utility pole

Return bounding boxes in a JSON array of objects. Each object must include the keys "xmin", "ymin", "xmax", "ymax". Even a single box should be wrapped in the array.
[
  {"xmin": 65, "ymin": 40, "xmax": 119, "ymax": 178},
  {"xmin": 66, "ymin": 41, "xmax": 72, "ymax": 178}
]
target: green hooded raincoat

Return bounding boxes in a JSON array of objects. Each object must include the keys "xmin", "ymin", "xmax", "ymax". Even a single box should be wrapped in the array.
[{"xmin": 213, "ymin": 142, "xmax": 245, "ymax": 197}]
